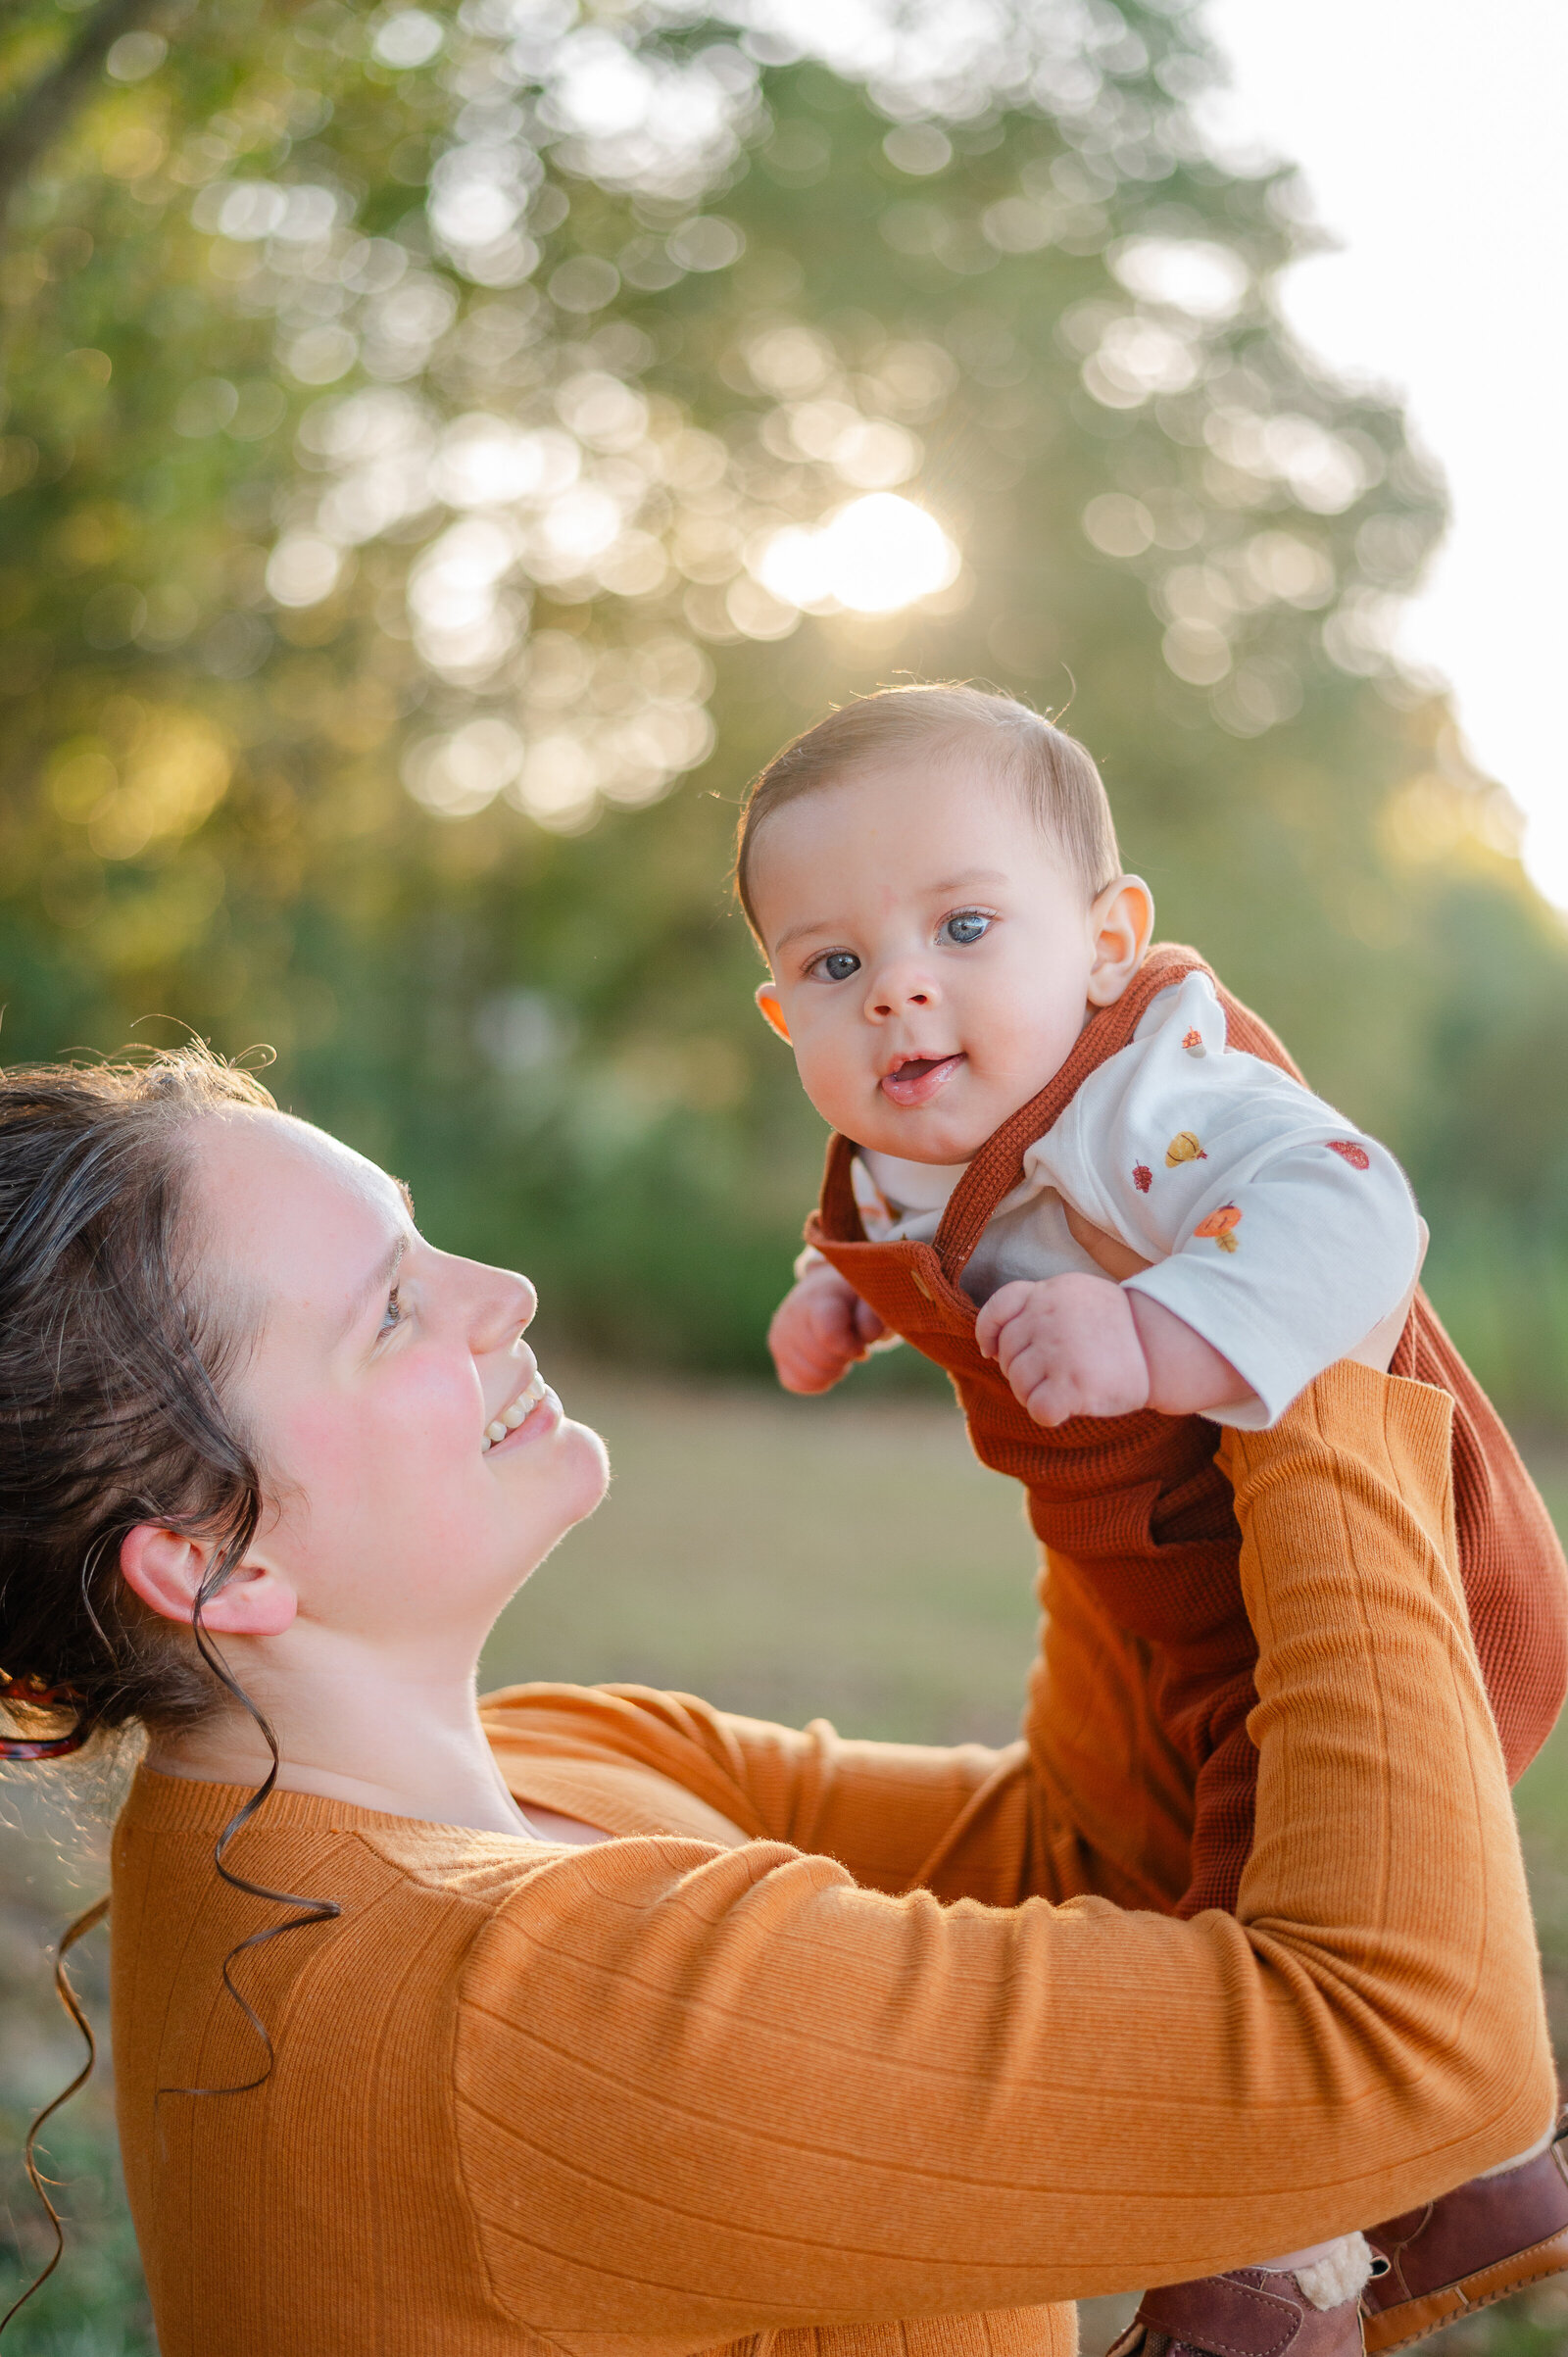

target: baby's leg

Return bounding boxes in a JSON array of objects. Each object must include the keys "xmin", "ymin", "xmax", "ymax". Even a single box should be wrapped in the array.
[
  {"xmin": 1109, "ymin": 2236, "xmax": 1376, "ymax": 2355},
  {"xmin": 1260, "ymin": 2237, "xmax": 1375, "ymax": 2304},
  {"xmin": 1359, "ymin": 2113, "xmax": 1568, "ymax": 2351},
  {"xmin": 1100, "ymin": 1634, "xmax": 1568, "ymax": 2349},
  {"xmin": 1111, "ymin": 2124, "xmax": 1568, "ymax": 2355}
]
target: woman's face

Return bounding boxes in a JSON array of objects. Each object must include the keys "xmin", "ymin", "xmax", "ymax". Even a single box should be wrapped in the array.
[{"xmin": 187, "ymin": 1108, "xmax": 608, "ymax": 1656}]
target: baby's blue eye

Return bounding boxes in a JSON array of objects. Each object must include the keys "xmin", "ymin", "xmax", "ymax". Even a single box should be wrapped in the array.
[
  {"xmin": 942, "ymin": 911, "xmax": 991, "ymax": 946},
  {"xmin": 379, "ymin": 1287, "xmax": 404, "ymax": 1335},
  {"xmin": 815, "ymin": 951, "xmax": 860, "ymax": 983}
]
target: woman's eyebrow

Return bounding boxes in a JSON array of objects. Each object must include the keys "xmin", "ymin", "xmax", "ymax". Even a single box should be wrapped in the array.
[{"xmin": 337, "ymin": 1232, "xmax": 409, "ymax": 1343}]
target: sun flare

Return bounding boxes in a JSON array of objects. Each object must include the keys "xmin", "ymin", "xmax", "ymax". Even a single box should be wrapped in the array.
[{"xmin": 757, "ymin": 494, "xmax": 960, "ymax": 616}]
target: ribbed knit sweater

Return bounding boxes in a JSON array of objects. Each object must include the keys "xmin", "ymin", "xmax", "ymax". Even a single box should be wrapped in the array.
[{"xmin": 111, "ymin": 1367, "xmax": 1554, "ymax": 2357}]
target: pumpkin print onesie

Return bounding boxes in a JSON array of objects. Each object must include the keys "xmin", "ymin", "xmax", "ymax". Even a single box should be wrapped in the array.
[{"xmin": 805, "ymin": 942, "xmax": 1568, "ymax": 1916}]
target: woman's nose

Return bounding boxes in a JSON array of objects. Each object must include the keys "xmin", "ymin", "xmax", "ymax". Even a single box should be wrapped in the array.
[{"xmin": 473, "ymin": 1267, "xmax": 536, "ymax": 1351}]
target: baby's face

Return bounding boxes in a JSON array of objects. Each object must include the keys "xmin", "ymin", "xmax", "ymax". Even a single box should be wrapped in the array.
[{"xmin": 751, "ymin": 760, "xmax": 1142, "ymax": 1165}]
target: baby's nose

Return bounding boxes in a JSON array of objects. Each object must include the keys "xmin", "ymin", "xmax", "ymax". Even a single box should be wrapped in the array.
[{"xmin": 867, "ymin": 967, "xmax": 935, "ymax": 1019}]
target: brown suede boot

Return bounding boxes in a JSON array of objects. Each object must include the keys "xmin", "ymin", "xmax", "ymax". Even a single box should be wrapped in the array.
[
  {"xmin": 1105, "ymin": 2263, "xmax": 1367, "ymax": 2356},
  {"xmin": 1361, "ymin": 2110, "xmax": 1568, "ymax": 2351}
]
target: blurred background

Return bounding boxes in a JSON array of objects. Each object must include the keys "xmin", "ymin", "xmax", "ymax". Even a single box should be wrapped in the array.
[{"xmin": 1, "ymin": 0, "xmax": 1565, "ymax": 2347}]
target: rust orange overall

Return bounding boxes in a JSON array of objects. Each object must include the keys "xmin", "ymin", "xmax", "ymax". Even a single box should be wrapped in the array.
[{"xmin": 807, "ymin": 944, "xmax": 1568, "ymax": 1916}]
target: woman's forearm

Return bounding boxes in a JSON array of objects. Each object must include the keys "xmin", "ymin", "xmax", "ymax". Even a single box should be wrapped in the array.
[{"xmin": 468, "ymin": 1365, "xmax": 1554, "ymax": 2331}]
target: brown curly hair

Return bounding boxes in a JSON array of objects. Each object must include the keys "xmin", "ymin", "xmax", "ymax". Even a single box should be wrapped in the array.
[
  {"xmin": 0, "ymin": 1044, "xmax": 347, "ymax": 2340},
  {"xmin": 0, "ymin": 1045, "xmax": 278, "ymax": 1760}
]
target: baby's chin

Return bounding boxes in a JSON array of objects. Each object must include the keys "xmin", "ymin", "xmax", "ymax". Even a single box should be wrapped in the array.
[
  {"xmin": 853, "ymin": 1098, "xmax": 1006, "ymax": 1166},
  {"xmin": 807, "ymin": 1056, "xmax": 1032, "ymax": 1163}
]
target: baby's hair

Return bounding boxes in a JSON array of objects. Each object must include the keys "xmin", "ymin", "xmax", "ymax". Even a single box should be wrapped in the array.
[{"xmin": 734, "ymin": 683, "xmax": 1122, "ymax": 943}]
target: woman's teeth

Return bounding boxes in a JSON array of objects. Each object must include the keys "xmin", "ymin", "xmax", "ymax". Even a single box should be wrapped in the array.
[{"xmin": 482, "ymin": 1370, "xmax": 548, "ymax": 1450}]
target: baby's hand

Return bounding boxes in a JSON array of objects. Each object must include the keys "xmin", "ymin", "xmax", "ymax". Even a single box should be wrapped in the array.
[
  {"xmin": 975, "ymin": 1274, "xmax": 1150, "ymax": 1426},
  {"xmin": 769, "ymin": 1265, "xmax": 887, "ymax": 1395}
]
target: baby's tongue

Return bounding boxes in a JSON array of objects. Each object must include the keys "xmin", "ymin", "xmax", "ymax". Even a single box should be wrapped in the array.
[{"xmin": 881, "ymin": 1054, "xmax": 963, "ymax": 1107}]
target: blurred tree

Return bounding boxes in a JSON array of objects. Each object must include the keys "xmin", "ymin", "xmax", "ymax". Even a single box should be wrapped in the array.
[
  {"xmin": 0, "ymin": 0, "xmax": 165, "ymax": 231},
  {"xmin": 0, "ymin": 0, "xmax": 1563, "ymax": 1401}
]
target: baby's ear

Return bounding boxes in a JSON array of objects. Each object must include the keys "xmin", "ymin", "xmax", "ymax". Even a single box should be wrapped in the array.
[
  {"xmin": 755, "ymin": 984, "xmax": 792, "ymax": 1044},
  {"xmin": 1087, "ymin": 875, "xmax": 1155, "ymax": 1006}
]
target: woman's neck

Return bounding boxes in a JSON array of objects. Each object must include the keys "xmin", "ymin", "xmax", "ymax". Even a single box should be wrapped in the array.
[{"xmin": 147, "ymin": 1621, "xmax": 534, "ymax": 1839}]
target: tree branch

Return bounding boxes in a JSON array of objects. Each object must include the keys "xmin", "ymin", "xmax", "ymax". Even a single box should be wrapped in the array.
[{"xmin": 0, "ymin": 0, "xmax": 169, "ymax": 236}]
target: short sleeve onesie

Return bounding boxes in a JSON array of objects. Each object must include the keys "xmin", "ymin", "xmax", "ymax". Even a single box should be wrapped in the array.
[{"xmin": 846, "ymin": 970, "xmax": 1421, "ymax": 1429}]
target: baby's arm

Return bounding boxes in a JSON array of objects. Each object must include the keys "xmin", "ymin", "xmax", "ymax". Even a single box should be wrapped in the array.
[
  {"xmin": 976, "ymin": 1275, "xmax": 1252, "ymax": 1426},
  {"xmin": 769, "ymin": 1261, "xmax": 887, "ymax": 1395},
  {"xmin": 1016, "ymin": 971, "xmax": 1424, "ymax": 1429}
]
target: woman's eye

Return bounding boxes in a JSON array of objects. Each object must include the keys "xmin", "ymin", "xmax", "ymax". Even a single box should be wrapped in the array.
[
  {"xmin": 379, "ymin": 1287, "xmax": 404, "ymax": 1336},
  {"xmin": 942, "ymin": 910, "xmax": 992, "ymax": 947},
  {"xmin": 813, "ymin": 951, "xmax": 861, "ymax": 983}
]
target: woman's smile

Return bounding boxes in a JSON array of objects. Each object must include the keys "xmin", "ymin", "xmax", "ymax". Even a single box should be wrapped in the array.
[{"xmin": 483, "ymin": 1370, "xmax": 559, "ymax": 1454}]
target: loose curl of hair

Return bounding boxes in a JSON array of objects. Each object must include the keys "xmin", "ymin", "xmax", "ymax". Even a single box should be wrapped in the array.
[{"xmin": 0, "ymin": 1045, "xmax": 339, "ymax": 2335}]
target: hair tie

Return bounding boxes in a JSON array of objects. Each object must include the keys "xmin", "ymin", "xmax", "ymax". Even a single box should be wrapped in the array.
[
  {"xmin": 0, "ymin": 1731, "xmax": 87, "ymax": 1760},
  {"xmin": 0, "ymin": 1673, "xmax": 88, "ymax": 1762}
]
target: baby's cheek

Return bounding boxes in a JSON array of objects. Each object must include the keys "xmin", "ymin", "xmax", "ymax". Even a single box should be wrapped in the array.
[
  {"xmin": 790, "ymin": 1028, "xmax": 862, "ymax": 1127},
  {"xmin": 985, "ymin": 1003, "xmax": 1081, "ymax": 1095}
]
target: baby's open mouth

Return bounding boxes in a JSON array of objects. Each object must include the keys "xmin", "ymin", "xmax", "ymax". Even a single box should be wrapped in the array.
[
  {"xmin": 482, "ymin": 1369, "xmax": 549, "ymax": 1452},
  {"xmin": 880, "ymin": 1053, "xmax": 965, "ymax": 1108}
]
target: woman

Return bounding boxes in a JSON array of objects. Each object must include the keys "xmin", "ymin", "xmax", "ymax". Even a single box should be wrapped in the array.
[{"xmin": 0, "ymin": 1048, "xmax": 1554, "ymax": 2357}]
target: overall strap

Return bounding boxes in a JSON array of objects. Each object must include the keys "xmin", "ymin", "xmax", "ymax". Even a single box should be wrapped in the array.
[
  {"xmin": 818, "ymin": 1129, "xmax": 864, "ymax": 1241},
  {"xmin": 932, "ymin": 943, "xmax": 1208, "ymax": 1280},
  {"xmin": 936, "ymin": 939, "xmax": 1311, "ymax": 1285},
  {"xmin": 811, "ymin": 945, "xmax": 1306, "ymax": 1284}
]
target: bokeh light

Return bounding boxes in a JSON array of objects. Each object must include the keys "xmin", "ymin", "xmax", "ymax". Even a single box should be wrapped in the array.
[{"xmin": 756, "ymin": 495, "xmax": 959, "ymax": 615}]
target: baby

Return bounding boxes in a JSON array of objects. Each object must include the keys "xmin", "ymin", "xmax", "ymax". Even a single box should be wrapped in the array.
[
  {"xmin": 755, "ymin": 718, "xmax": 1418, "ymax": 1437},
  {"xmin": 739, "ymin": 683, "xmax": 1568, "ymax": 2357}
]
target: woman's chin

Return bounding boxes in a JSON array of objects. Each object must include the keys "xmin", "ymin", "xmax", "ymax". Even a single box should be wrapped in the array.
[
  {"xmin": 529, "ymin": 1409, "xmax": 611, "ymax": 1520},
  {"xmin": 560, "ymin": 1414, "xmax": 611, "ymax": 1511},
  {"xmin": 490, "ymin": 1409, "xmax": 609, "ymax": 1600}
]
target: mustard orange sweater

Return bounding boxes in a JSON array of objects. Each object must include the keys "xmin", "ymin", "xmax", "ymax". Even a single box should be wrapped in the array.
[{"xmin": 110, "ymin": 1368, "xmax": 1554, "ymax": 2357}]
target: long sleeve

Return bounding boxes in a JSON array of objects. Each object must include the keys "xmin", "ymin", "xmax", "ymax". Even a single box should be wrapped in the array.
[
  {"xmin": 114, "ymin": 1368, "xmax": 1555, "ymax": 2357},
  {"xmin": 481, "ymin": 1677, "xmax": 1026, "ymax": 1896},
  {"xmin": 457, "ymin": 1365, "xmax": 1553, "ymax": 2334}
]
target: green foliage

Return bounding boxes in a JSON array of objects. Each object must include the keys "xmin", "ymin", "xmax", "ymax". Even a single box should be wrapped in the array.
[
  {"xmin": 0, "ymin": 2114, "xmax": 155, "ymax": 2356},
  {"xmin": 0, "ymin": 1833, "xmax": 152, "ymax": 2356},
  {"xmin": 0, "ymin": 0, "xmax": 1564, "ymax": 1401}
]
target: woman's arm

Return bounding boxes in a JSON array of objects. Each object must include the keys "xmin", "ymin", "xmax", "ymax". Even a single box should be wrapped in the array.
[
  {"xmin": 481, "ymin": 1676, "xmax": 1028, "ymax": 1896},
  {"xmin": 461, "ymin": 1364, "xmax": 1554, "ymax": 2336}
]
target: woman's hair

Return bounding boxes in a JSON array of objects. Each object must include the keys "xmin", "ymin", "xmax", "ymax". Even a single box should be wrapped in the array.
[
  {"xmin": 0, "ymin": 1045, "xmax": 344, "ymax": 2339},
  {"xmin": 734, "ymin": 683, "xmax": 1122, "ymax": 942},
  {"xmin": 0, "ymin": 1044, "xmax": 276, "ymax": 1761}
]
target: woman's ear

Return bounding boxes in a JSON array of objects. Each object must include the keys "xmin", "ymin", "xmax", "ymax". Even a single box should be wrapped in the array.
[
  {"xmin": 755, "ymin": 983, "xmax": 792, "ymax": 1044},
  {"xmin": 1086, "ymin": 875, "xmax": 1155, "ymax": 1007},
  {"xmin": 120, "ymin": 1525, "xmax": 298, "ymax": 1637}
]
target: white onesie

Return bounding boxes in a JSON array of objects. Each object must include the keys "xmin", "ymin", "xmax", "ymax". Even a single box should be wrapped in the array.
[{"xmin": 818, "ymin": 968, "xmax": 1421, "ymax": 1431}]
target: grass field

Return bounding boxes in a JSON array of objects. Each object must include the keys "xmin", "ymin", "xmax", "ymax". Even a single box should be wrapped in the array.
[{"xmin": 3, "ymin": 1366, "xmax": 1567, "ymax": 2353}]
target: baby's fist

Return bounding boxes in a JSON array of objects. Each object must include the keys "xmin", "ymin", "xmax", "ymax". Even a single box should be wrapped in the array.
[
  {"xmin": 975, "ymin": 1274, "xmax": 1150, "ymax": 1426},
  {"xmin": 769, "ymin": 1266, "xmax": 887, "ymax": 1395}
]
